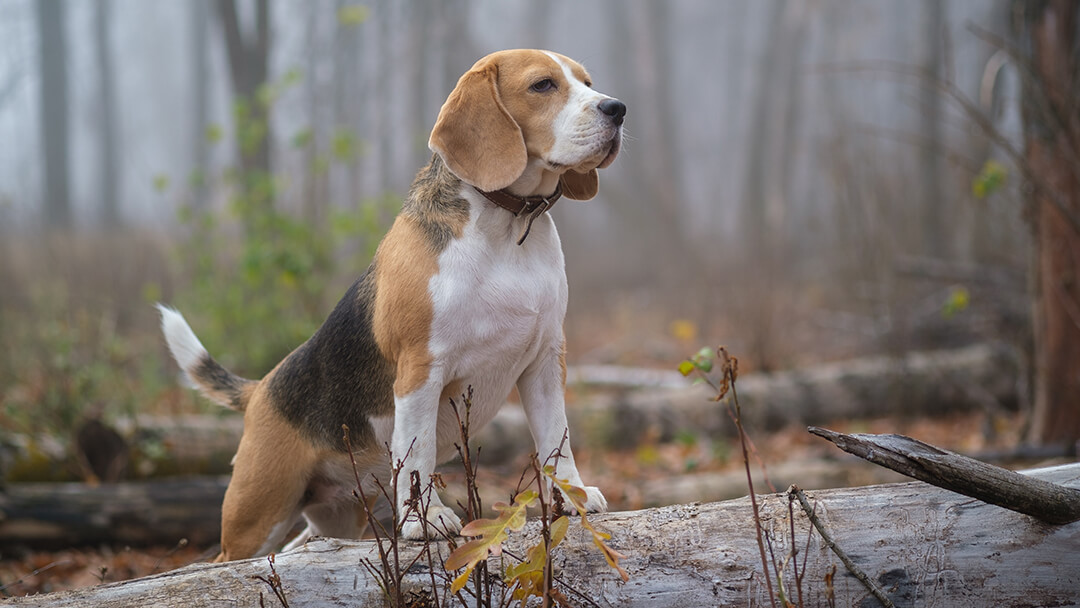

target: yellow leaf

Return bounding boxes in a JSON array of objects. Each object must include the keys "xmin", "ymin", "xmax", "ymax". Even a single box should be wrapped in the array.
[
  {"xmin": 444, "ymin": 538, "xmax": 490, "ymax": 571},
  {"xmin": 550, "ymin": 515, "xmax": 569, "ymax": 548},
  {"xmin": 670, "ymin": 319, "xmax": 698, "ymax": 342},
  {"xmin": 445, "ymin": 489, "xmax": 537, "ymax": 591},
  {"xmin": 450, "ymin": 569, "xmax": 471, "ymax": 594}
]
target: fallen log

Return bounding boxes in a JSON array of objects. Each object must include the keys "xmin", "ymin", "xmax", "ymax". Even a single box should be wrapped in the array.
[
  {"xmin": 0, "ymin": 477, "xmax": 227, "ymax": 548},
  {"xmin": 0, "ymin": 345, "xmax": 1018, "ymax": 482},
  {"xmin": 809, "ymin": 427, "xmax": 1080, "ymax": 524},
  {"xmin": 586, "ymin": 343, "xmax": 1020, "ymax": 447},
  {"xmin": 7, "ymin": 463, "xmax": 1078, "ymax": 607}
]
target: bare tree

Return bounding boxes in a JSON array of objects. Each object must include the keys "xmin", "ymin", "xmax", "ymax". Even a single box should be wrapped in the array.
[
  {"xmin": 216, "ymin": 0, "xmax": 272, "ymax": 191},
  {"xmin": 918, "ymin": 0, "xmax": 946, "ymax": 258},
  {"xmin": 1021, "ymin": 0, "xmax": 1080, "ymax": 445},
  {"xmin": 36, "ymin": 0, "xmax": 70, "ymax": 229},
  {"xmin": 94, "ymin": 0, "xmax": 119, "ymax": 228},
  {"xmin": 190, "ymin": 0, "xmax": 210, "ymax": 212}
]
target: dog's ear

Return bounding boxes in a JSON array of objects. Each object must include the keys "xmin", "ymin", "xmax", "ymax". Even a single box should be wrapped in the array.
[
  {"xmin": 559, "ymin": 168, "xmax": 599, "ymax": 200},
  {"xmin": 429, "ymin": 62, "xmax": 527, "ymax": 192}
]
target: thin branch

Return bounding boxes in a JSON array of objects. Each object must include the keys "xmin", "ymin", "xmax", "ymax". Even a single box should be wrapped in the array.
[{"xmin": 789, "ymin": 486, "xmax": 896, "ymax": 608}]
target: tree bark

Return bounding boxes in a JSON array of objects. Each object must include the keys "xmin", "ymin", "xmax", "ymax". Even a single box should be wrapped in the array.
[
  {"xmin": 1023, "ymin": 0, "xmax": 1080, "ymax": 445},
  {"xmin": 7, "ymin": 464, "xmax": 1079, "ymax": 607}
]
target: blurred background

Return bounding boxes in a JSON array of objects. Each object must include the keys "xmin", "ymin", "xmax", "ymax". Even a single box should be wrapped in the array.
[{"xmin": 1, "ymin": 0, "xmax": 1078, "ymax": 594}]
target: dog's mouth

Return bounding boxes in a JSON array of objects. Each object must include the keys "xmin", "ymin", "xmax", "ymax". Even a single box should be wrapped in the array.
[{"xmin": 596, "ymin": 132, "xmax": 622, "ymax": 169}]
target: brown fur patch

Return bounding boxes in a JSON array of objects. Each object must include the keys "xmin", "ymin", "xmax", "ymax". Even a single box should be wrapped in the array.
[
  {"xmin": 373, "ymin": 217, "xmax": 439, "ymax": 397},
  {"xmin": 373, "ymin": 157, "xmax": 470, "ymax": 398},
  {"xmin": 217, "ymin": 385, "xmax": 323, "ymax": 561}
]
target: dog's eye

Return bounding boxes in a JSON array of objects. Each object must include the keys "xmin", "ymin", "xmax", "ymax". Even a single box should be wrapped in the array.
[
  {"xmin": 584, "ymin": 79, "xmax": 593, "ymax": 88},
  {"xmin": 530, "ymin": 78, "xmax": 556, "ymax": 93}
]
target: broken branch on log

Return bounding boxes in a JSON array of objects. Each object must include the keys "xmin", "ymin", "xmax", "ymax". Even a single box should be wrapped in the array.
[{"xmin": 808, "ymin": 426, "xmax": 1080, "ymax": 524}]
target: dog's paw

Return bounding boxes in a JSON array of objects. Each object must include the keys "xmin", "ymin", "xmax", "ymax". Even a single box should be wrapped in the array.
[
  {"xmin": 581, "ymin": 486, "xmax": 608, "ymax": 513},
  {"xmin": 401, "ymin": 504, "xmax": 462, "ymax": 540},
  {"xmin": 559, "ymin": 485, "xmax": 608, "ymax": 514}
]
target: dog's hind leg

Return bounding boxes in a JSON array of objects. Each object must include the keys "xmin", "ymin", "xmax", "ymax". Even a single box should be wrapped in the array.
[{"xmin": 214, "ymin": 407, "xmax": 318, "ymax": 562}]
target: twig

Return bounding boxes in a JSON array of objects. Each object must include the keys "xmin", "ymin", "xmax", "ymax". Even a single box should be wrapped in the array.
[
  {"xmin": 251, "ymin": 554, "xmax": 290, "ymax": 608},
  {"xmin": 0, "ymin": 559, "xmax": 73, "ymax": 596},
  {"xmin": 786, "ymin": 495, "xmax": 804, "ymax": 608},
  {"xmin": 789, "ymin": 486, "xmax": 896, "ymax": 608},
  {"xmin": 718, "ymin": 347, "xmax": 778, "ymax": 608}
]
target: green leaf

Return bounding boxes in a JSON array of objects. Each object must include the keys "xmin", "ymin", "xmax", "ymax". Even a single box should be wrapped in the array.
[
  {"xmin": 332, "ymin": 129, "xmax": 356, "ymax": 161},
  {"xmin": 942, "ymin": 285, "xmax": 970, "ymax": 319},
  {"xmin": 337, "ymin": 4, "xmax": 369, "ymax": 26},
  {"xmin": 291, "ymin": 128, "xmax": 313, "ymax": 148},
  {"xmin": 972, "ymin": 159, "xmax": 1007, "ymax": 199},
  {"xmin": 205, "ymin": 123, "xmax": 223, "ymax": 144}
]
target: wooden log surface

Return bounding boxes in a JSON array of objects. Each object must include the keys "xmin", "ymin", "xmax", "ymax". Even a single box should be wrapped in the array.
[{"xmin": 7, "ymin": 463, "xmax": 1079, "ymax": 607}]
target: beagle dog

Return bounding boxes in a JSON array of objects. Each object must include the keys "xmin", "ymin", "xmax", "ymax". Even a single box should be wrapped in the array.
[{"xmin": 158, "ymin": 49, "xmax": 624, "ymax": 562}]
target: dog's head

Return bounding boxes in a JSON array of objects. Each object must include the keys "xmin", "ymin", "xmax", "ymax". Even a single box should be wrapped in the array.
[{"xmin": 429, "ymin": 49, "xmax": 624, "ymax": 200}]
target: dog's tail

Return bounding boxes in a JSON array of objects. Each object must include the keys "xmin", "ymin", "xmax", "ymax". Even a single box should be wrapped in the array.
[{"xmin": 156, "ymin": 304, "xmax": 256, "ymax": 412}]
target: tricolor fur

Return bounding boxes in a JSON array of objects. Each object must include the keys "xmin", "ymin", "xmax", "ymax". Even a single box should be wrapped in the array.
[{"xmin": 159, "ymin": 49, "xmax": 624, "ymax": 561}]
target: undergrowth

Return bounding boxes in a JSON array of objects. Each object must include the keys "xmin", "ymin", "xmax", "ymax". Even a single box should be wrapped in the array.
[{"xmin": 256, "ymin": 388, "xmax": 629, "ymax": 608}]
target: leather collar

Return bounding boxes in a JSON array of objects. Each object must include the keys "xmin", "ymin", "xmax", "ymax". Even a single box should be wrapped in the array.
[{"xmin": 475, "ymin": 184, "xmax": 563, "ymax": 245}]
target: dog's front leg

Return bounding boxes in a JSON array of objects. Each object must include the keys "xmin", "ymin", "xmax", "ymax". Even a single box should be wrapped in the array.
[
  {"xmin": 518, "ymin": 343, "xmax": 607, "ymax": 513},
  {"xmin": 391, "ymin": 369, "xmax": 463, "ymax": 539}
]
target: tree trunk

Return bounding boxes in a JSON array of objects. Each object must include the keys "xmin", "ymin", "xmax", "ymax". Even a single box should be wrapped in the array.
[
  {"xmin": 37, "ymin": 0, "xmax": 70, "ymax": 230},
  {"xmin": 7, "ymin": 464, "xmax": 1079, "ymax": 607},
  {"xmin": 918, "ymin": 0, "xmax": 946, "ymax": 258},
  {"xmin": 94, "ymin": 0, "xmax": 119, "ymax": 228},
  {"xmin": 189, "ymin": 0, "xmax": 210, "ymax": 212},
  {"xmin": 216, "ymin": 0, "xmax": 272, "ymax": 201},
  {"xmin": 1023, "ymin": 0, "xmax": 1080, "ymax": 445}
]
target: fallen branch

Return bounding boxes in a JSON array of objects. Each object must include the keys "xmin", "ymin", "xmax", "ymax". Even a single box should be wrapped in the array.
[
  {"xmin": 0, "ymin": 477, "xmax": 227, "ymax": 548},
  {"xmin": 808, "ymin": 426, "xmax": 1080, "ymax": 524}
]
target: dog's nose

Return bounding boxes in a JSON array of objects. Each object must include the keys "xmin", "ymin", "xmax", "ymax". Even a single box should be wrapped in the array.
[{"xmin": 598, "ymin": 99, "xmax": 626, "ymax": 126}]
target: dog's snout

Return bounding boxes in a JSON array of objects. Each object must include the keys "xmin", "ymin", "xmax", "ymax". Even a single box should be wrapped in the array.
[{"xmin": 598, "ymin": 99, "xmax": 626, "ymax": 126}]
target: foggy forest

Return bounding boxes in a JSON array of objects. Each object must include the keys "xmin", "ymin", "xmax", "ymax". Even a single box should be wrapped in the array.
[{"xmin": 1, "ymin": 0, "xmax": 1079, "ymax": 605}]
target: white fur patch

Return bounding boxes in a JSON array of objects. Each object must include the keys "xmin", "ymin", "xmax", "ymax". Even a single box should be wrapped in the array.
[
  {"xmin": 543, "ymin": 51, "xmax": 619, "ymax": 171},
  {"xmin": 156, "ymin": 304, "xmax": 208, "ymax": 374}
]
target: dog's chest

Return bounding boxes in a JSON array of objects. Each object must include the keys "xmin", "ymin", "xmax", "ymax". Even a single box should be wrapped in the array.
[{"xmin": 427, "ymin": 202, "xmax": 566, "ymax": 379}]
